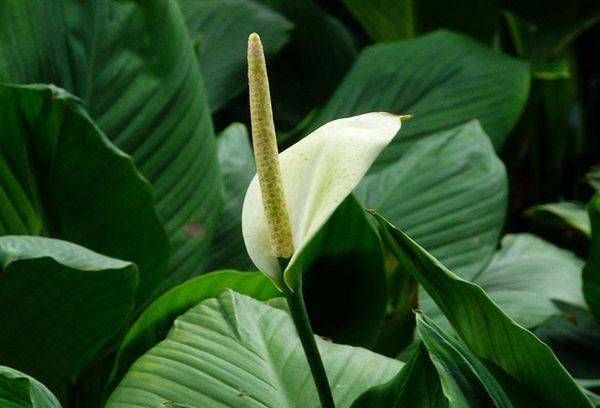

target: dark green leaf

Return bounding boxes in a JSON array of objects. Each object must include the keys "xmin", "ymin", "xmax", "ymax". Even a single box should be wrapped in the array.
[
  {"xmin": 0, "ymin": 84, "xmax": 168, "ymax": 306},
  {"xmin": 310, "ymin": 30, "xmax": 530, "ymax": 165},
  {"xmin": 0, "ymin": 0, "xmax": 223, "ymax": 291},
  {"xmin": 528, "ymin": 202, "xmax": 591, "ymax": 237},
  {"xmin": 343, "ymin": 0, "xmax": 416, "ymax": 42},
  {"xmin": 584, "ymin": 192, "xmax": 600, "ymax": 323},
  {"xmin": 0, "ymin": 236, "xmax": 137, "ymax": 388},
  {"xmin": 371, "ymin": 212, "xmax": 592, "ymax": 407},
  {"xmin": 179, "ymin": 0, "xmax": 293, "ymax": 111}
]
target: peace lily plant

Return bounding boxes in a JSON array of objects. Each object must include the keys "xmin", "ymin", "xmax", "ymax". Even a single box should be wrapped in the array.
[{"xmin": 242, "ymin": 33, "xmax": 409, "ymax": 408}]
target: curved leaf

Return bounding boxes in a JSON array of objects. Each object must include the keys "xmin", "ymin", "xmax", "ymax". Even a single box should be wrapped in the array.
[
  {"xmin": 372, "ymin": 212, "xmax": 593, "ymax": 407},
  {"xmin": 356, "ymin": 120, "xmax": 507, "ymax": 279},
  {"xmin": 242, "ymin": 112, "xmax": 402, "ymax": 289},
  {"xmin": 0, "ymin": 84, "xmax": 168, "ymax": 306},
  {"xmin": 107, "ymin": 290, "xmax": 401, "ymax": 408},
  {"xmin": 0, "ymin": 0, "xmax": 223, "ymax": 290},
  {"xmin": 310, "ymin": 29, "xmax": 530, "ymax": 168},
  {"xmin": 422, "ymin": 233, "xmax": 586, "ymax": 329},
  {"xmin": 0, "ymin": 236, "xmax": 137, "ymax": 388},
  {"xmin": 0, "ymin": 366, "xmax": 61, "ymax": 408},
  {"xmin": 528, "ymin": 202, "xmax": 590, "ymax": 237},
  {"xmin": 109, "ymin": 270, "xmax": 279, "ymax": 388}
]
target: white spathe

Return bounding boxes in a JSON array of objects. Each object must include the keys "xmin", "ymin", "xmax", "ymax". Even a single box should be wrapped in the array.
[{"xmin": 242, "ymin": 112, "xmax": 403, "ymax": 290}]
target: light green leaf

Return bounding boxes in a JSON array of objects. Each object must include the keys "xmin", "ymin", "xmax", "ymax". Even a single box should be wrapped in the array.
[
  {"xmin": 309, "ymin": 30, "xmax": 530, "ymax": 168},
  {"xmin": 371, "ymin": 212, "xmax": 593, "ymax": 407},
  {"xmin": 0, "ymin": 0, "xmax": 223, "ymax": 291},
  {"xmin": 242, "ymin": 112, "xmax": 403, "ymax": 289},
  {"xmin": 584, "ymin": 192, "xmax": 600, "ymax": 323},
  {"xmin": 179, "ymin": 0, "xmax": 292, "ymax": 111},
  {"xmin": 0, "ymin": 236, "xmax": 137, "ymax": 388},
  {"xmin": 0, "ymin": 366, "xmax": 61, "ymax": 408},
  {"xmin": 107, "ymin": 290, "xmax": 401, "ymax": 408},
  {"xmin": 356, "ymin": 120, "xmax": 506, "ymax": 280},
  {"xmin": 0, "ymin": 84, "xmax": 168, "ymax": 307},
  {"xmin": 528, "ymin": 202, "xmax": 591, "ymax": 236},
  {"xmin": 109, "ymin": 270, "xmax": 279, "ymax": 389},
  {"xmin": 423, "ymin": 233, "xmax": 586, "ymax": 329}
]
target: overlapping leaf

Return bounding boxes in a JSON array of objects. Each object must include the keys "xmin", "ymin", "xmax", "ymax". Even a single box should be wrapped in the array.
[
  {"xmin": 309, "ymin": 30, "xmax": 530, "ymax": 167},
  {"xmin": 0, "ymin": 84, "xmax": 168, "ymax": 306},
  {"xmin": 0, "ymin": 0, "xmax": 223, "ymax": 290},
  {"xmin": 0, "ymin": 366, "xmax": 61, "ymax": 408},
  {"xmin": 584, "ymin": 192, "xmax": 600, "ymax": 323},
  {"xmin": 0, "ymin": 236, "xmax": 137, "ymax": 388},
  {"xmin": 107, "ymin": 290, "xmax": 401, "ymax": 408},
  {"xmin": 372, "ymin": 212, "xmax": 592, "ymax": 407}
]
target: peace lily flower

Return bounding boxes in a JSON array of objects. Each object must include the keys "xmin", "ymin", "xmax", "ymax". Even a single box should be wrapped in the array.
[{"xmin": 242, "ymin": 33, "xmax": 408, "ymax": 292}]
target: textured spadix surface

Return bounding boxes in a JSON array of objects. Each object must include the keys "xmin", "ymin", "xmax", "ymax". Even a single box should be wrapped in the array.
[{"xmin": 242, "ymin": 112, "xmax": 402, "ymax": 289}]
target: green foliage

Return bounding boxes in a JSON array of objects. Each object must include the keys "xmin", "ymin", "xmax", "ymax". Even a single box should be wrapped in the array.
[{"xmin": 0, "ymin": 0, "xmax": 598, "ymax": 407}]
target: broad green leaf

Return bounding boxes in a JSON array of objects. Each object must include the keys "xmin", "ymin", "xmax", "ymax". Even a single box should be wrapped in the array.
[
  {"xmin": 528, "ymin": 202, "xmax": 591, "ymax": 236},
  {"xmin": 352, "ymin": 344, "xmax": 446, "ymax": 408},
  {"xmin": 109, "ymin": 270, "xmax": 279, "ymax": 389},
  {"xmin": 0, "ymin": 84, "xmax": 168, "ymax": 306},
  {"xmin": 588, "ymin": 166, "xmax": 600, "ymax": 191},
  {"xmin": 106, "ymin": 290, "xmax": 402, "ymax": 408},
  {"xmin": 242, "ymin": 112, "xmax": 403, "ymax": 289},
  {"xmin": 0, "ymin": 236, "xmax": 137, "ymax": 388},
  {"xmin": 254, "ymin": 0, "xmax": 357, "ymax": 129},
  {"xmin": 309, "ymin": 30, "xmax": 530, "ymax": 168},
  {"xmin": 423, "ymin": 233, "xmax": 586, "ymax": 329},
  {"xmin": 0, "ymin": 366, "xmax": 61, "ymax": 408},
  {"xmin": 204, "ymin": 124, "xmax": 256, "ymax": 272},
  {"xmin": 178, "ymin": 0, "xmax": 292, "ymax": 111},
  {"xmin": 371, "ymin": 212, "xmax": 593, "ymax": 407},
  {"xmin": 584, "ymin": 192, "xmax": 600, "ymax": 323},
  {"xmin": 355, "ymin": 120, "xmax": 506, "ymax": 280},
  {"xmin": 0, "ymin": 0, "xmax": 223, "ymax": 291}
]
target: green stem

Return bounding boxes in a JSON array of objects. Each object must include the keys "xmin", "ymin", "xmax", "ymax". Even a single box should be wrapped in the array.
[{"xmin": 281, "ymin": 264, "xmax": 335, "ymax": 407}]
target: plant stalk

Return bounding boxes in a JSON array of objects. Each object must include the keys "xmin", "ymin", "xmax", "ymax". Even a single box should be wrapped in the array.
[{"xmin": 281, "ymin": 262, "xmax": 335, "ymax": 408}]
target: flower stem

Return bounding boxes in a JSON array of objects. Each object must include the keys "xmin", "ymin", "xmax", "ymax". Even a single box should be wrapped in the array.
[{"xmin": 280, "ymin": 261, "xmax": 335, "ymax": 407}]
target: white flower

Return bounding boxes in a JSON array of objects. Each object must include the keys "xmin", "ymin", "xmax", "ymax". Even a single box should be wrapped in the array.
[{"xmin": 242, "ymin": 112, "xmax": 404, "ymax": 290}]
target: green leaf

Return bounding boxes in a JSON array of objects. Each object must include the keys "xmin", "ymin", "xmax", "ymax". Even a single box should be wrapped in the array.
[
  {"xmin": 242, "ymin": 113, "xmax": 403, "ymax": 289},
  {"xmin": 310, "ymin": 30, "xmax": 530, "ymax": 167},
  {"xmin": 0, "ymin": 84, "xmax": 168, "ymax": 307},
  {"xmin": 0, "ymin": 0, "xmax": 223, "ymax": 291},
  {"xmin": 0, "ymin": 236, "xmax": 137, "ymax": 388},
  {"xmin": 355, "ymin": 120, "xmax": 506, "ymax": 280},
  {"xmin": 584, "ymin": 192, "xmax": 600, "ymax": 323},
  {"xmin": 423, "ymin": 233, "xmax": 586, "ymax": 330},
  {"xmin": 107, "ymin": 290, "xmax": 401, "ymax": 408},
  {"xmin": 204, "ymin": 124, "xmax": 256, "ymax": 272},
  {"xmin": 343, "ymin": 0, "xmax": 416, "ymax": 42},
  {"xmin": 109, "ymin": 270, "xmax": 279, "ymax": 389},
  {"xmin": 255, "ymin": 0, "xmax": 357, "ymax": 129},
  {"xmin": 300, "ymin": 195, "xmax": 387, "ymax": 347},
  {"xmin": 179, "ymin": 0, "xmax": 292, "ymax": 111},
  {"xmin": 371, "ymin": 212, "xmax": 593, "ymax": 407},
  {"xmin": 352, "ymin": 343, "xmax": 446, "ymax": 408},
  {"xmin": 0, "ymin": 366, "xmax": 61, "ymax": 408},
  {"xmin": 528, "ymin": 202, "xmax": 591, "ymax": 237}
]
